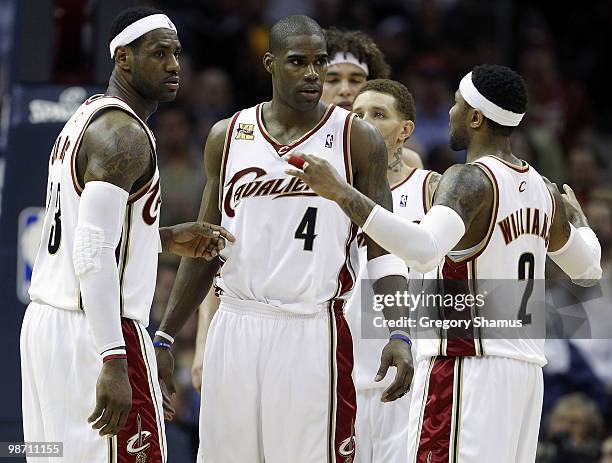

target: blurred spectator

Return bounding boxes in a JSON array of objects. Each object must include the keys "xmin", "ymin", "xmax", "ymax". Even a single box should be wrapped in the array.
[
  {"xmin": 406, "ymin": 55, "xmax": 454, "ymax": 162},
  {"xmin": 586, "ymin": 193, "xmax": 612, "ymax": 276},
  {"xmin": 601, "ymin": 436, "xmax": 612, "ymax": 463},
  {"xmin": 154, "ymin": 107, "xmax": 205, "ymax": 226},
  {"xmin": 520, "ymin": 44, "xmax": 593, "ymax": 149},
  {"xmin": 538, "ymin": 393, "xmax": 603, "ymax": 463},
  {"xmin": 190, "ymin": 68, "xmax": 235, "ymax": 141},
  {"xmin": 374, "ymin": 15, "xmax": 412, "ymax": 75},
  {"xmin": 511, "ymin": 127, "xmax": 566, "ymax": 184},
  {"xmin": 543, "ymin": 341, "xmax": 608, "ymax": 419},
  {"xmin": 567, "ymin": 144, "xmax": 605, "ymax": 204}
]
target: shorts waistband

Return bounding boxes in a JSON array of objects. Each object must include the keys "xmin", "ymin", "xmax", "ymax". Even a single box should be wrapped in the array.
[{"xmin": 219, "ymin": 296, "xmax": 346, "ymax": 319}]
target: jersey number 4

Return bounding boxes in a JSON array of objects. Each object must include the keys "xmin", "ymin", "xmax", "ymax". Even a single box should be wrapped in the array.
[
  {"xmin": 295, "ymin": 207, "xmax": 318, "ymax": 251},
  {"xmin": 47, "ymin": 183, "xmax": 62, "ymax": 254}
]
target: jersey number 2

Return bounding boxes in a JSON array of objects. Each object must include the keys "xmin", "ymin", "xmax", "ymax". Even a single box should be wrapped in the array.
[
  {"xmin": 295, "ymin": 207, "xmax": 318, "ymax": 251},
  {"xmin": 47, "ymin": 183, "xmax": 62, "ymax": 254},
  {"xmin": 517, "ymin": 252, "xmax": 534, "ymax": 325}
]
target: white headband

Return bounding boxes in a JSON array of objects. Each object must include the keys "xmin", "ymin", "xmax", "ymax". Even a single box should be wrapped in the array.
[
  {"xmin": 459, "ymin": 72, "xmax": 524, "ymax": 127},
  {"xmin": 109, "ymin": 14, "xmax": 177, "ymax": 58},
  {"xmin": 329, "ymin": 52, "xmax": 369, "ymax": 77}
]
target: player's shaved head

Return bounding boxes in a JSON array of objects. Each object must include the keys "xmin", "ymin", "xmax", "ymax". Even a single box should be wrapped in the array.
[{"xmin": 269, "ymin": 15, "xmax": 325, "ymax": 54}]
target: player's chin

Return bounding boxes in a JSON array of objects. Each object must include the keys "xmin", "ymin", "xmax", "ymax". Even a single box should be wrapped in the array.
[{"xmin": 157, "ymin": 90, "xmax": 179, "ymax": 102}]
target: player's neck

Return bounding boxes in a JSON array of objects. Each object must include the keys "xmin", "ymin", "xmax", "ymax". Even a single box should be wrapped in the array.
[
  {"xmin": 265, "ymin": 98, "xmax": 326, "ymax": 132},
  {"xmin": 466, "ymin": 133, "xmax": 515, "ymax": 164},
  {"xmin": 387, "ymin": 144, "xmax": 413, "ymax": 187},
  {"xmin": 106, "ymin": 72, "xmax": 158, "ymax": 122}
]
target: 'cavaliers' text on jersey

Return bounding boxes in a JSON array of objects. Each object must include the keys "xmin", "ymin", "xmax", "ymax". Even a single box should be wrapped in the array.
[{"xmin": 216, "ymin": 103, "xmax": 357, "ymax": 314}]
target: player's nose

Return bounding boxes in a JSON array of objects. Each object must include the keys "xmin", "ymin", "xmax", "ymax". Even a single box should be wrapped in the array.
[
  {"xmin": 304, "ymin": 63, "xmax": 318, "ymax": 80},
  {"xmin": 338, "ymin": 81, "xmax": 351, "ymax": 96}
]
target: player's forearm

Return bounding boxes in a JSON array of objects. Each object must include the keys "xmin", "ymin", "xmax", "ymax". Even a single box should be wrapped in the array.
[
  {"xmin": 331, "ymin": 183, "xmax": 377, "ymax": 228},
  {"xmin": 157, "ymin": 258, "xmax": 220, "ymax": 338},
  {"xmin": 195, "ymin": 290, "xmax": 220, "ymax": 347},
  {"xmin": 362, "ymin": 205, "xmax": 466, "ymax": 272},
  {"xmin": 372, "ymin": 275, "xmax": 411, "ymax": 336},
  {"xmin": 159, "ymin": 227, "xmax": 173, "ymax": 253}
]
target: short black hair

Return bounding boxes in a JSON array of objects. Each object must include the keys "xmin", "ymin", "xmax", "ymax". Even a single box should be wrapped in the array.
[
  {"xmin": 325, "ymin": 28, "xmax": 390, "ymax": 80},
  {"xmin": 358, "ymin": 79, "xmax": 415, "ymax": 122},
  {"xmin": 108, "ymin": 6, "xmax": 164, "ymax": 53},
  {"xmin": 470, "ymin": 64, "xmax": 528, "ymax": 135},
  {"xmin": 269, "ymin": 15, "xmax": 325, "ymax": 55}
]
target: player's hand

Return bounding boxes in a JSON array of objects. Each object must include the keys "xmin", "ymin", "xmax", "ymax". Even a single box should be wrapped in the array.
[
  {"xmin": 191, "ymin": 344, "xmax": 204, "ymax": 393},
  {"xmin": 165, "ymin": 222, "xmax": 236, "ymax": 259},
  {"xmin": 88, "ymin": 358, "xmax": 132, "ymax": 436},
  {"xmin": 284, "ymin": 153, "xmax": 350, "ymax": 202},
  {"xmin": 375, "ymin": 339, "xmax": 414, "ymax": 402},
  {"xmin": 155, "ymin": 347, "xmax": 177, "ymax": 421},
  {"xmin": 560, "ymin": 184, "xmax": 589, "ymax": 228}
]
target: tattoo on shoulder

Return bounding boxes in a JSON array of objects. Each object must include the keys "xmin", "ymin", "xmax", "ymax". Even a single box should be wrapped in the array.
[
  {"xmin": 434, "ymin": 165, "xmax": 490, "ymax": 222},
  {"xmin": 85, "ymin": 123, "xmax": 151, "ymax": 190}
]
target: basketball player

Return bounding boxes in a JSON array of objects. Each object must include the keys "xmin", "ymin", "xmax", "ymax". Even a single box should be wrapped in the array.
[
  {"xmin": 347, "ymin": 79, "xmax": 440, "ymax": 463},
  {"xmin": 287, "ymin": 64, "xmax": 602, "ymax": 462},
  {"xmin": 154, "ymin": 15, "xmax": 413, "ymax": 462},
  {"xmin": 190, "ymin": 30, "xmax": 425, "ymax": 395},
  {"xmin": 21, "ymin": 7, "xmax": 233, "ymax": 462},
  {"xmin": 190, "ymin": 28, "xmax": 419, "ymax": 394},
  {"xmin": 321, "ymin": 28, "xmax": 423, "ymax": 169}
]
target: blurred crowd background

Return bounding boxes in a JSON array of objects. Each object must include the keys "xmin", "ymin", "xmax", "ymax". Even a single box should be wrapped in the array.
[{"xmin": 2, "ymin": 0, "xmax": 612, "ymax": 461}]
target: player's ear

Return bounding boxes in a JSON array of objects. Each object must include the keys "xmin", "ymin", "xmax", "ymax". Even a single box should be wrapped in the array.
[
  {"xmin": 399, "ymin": 120, "xmax": 415, "ymax": 142},
  {"xmin": 469, "ymin": 108, "xmax": 484, "ymax": 129},
  {"xmin": 263, "ymin": 52, "xmax": 274, "ymax": 75},
  {"xmin": 114, "ymin": 46, "xmax": 132, "ymax": 72}
]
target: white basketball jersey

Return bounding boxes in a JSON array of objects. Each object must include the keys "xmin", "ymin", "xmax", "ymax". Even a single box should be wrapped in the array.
[
  {"xmin": 216, "ymin": 103, "xmax": 358, "ymax": 314},
  {"xmin": 416, "ymin": 155, "xmax": 554, "ymax": 366},
  {"xmin": 29, "ymin": 95, "xmax": 162, "ymax": 327},
  {"xmin": 347, "ymin": 169, "xmax": 434, "ymax": 390}
]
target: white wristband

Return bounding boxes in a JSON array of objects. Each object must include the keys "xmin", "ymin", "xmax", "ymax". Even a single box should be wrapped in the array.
[
  {"xmin": 366, "ymin": 254, "xmax": 408, "ymax": 280},
  {"xmin": 155, "ymin": 330, "xmax": 175, "ymax": 344}
]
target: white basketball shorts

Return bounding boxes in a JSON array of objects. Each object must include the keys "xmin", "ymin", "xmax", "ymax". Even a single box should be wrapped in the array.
[
  {"xmin": 354, "ymin": 387, "xmax": 411, "ymax": 463},
  {"xmin": 20, "ymin": 302, "xmax": 167, "ymax": 462},
  {"xmin": 198, "ymin": 297, "xmax": 356, "ymax": 463},
  {"xmin": 407, "ymin": 355, "xmax": 543, "ymax": 463}
]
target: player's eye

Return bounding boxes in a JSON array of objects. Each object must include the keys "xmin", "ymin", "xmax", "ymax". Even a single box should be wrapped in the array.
[
  {"xmin": 315, "ymin": 58, "xmax": 328, "ymax": 66},
  {"xmin": 325, "ymin": 77, "xmax": 339, "ymax": 84},
  {"xmin": 355, "ymin": 112, "xmax": 365, "ymax": 119},
  {"xmin": 154, "ymin": 51, "xmax": 164, "ymax": 58},
  {"xmin": 375, "ymin": 112, "xmax": 385, "ymax": 118},
  {"xmin": 290, "ymin": 58, "xmax": 303, "ymax": 66}
]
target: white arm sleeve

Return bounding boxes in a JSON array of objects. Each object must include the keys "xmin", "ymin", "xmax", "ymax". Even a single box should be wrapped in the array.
[
  {"xmin": 548, "ymin": 224, "xmax": 602, "ymax": 285},
  {"xmin": 362, "ymin": 204, "xmax": 466, "ymax": 273},
  {"xmin": 73, "ymin": 181, "xmax": 128, "ymax": 355}
]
